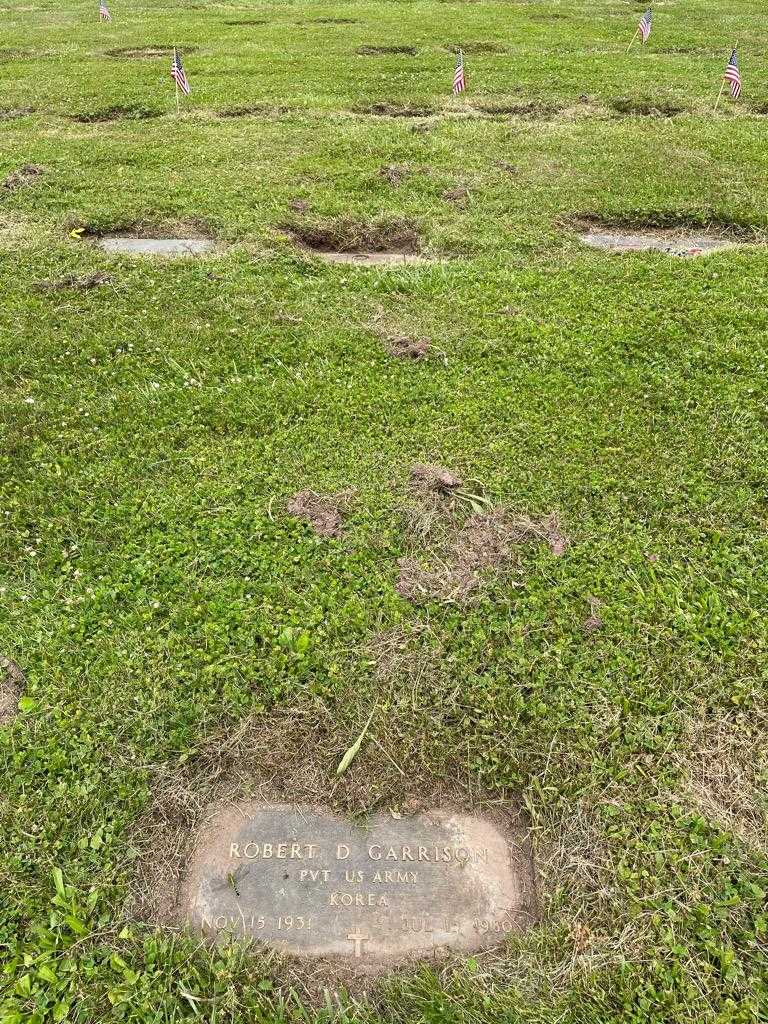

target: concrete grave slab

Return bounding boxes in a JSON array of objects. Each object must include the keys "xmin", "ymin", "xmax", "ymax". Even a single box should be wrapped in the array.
[
  {"xmin": 97, "ymin": 237, "xmax": 217, "ymax": 257},
  {"xmin": 579, "ymin": 229, "xmax": 740, "ymax": 257},
  {"xmin": 180, "ymin": 803, "xmax": 535, "ymax": 970}
]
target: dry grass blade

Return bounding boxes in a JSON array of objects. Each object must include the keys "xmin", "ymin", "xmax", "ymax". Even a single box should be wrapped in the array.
[{"xmin": 336, "ymin": 707, "xmax": 376, "ymax": 775}]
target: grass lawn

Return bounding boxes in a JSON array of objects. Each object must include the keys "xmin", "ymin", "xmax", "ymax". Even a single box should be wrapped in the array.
[{"xmin": 1, "ymin": 0, "xmax": 767, "ymax": 1020}]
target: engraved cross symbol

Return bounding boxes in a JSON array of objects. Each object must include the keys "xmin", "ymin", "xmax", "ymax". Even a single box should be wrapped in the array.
[{"xmin": 347, "ymin": 930, "xmax": 368, "ymax": 958}]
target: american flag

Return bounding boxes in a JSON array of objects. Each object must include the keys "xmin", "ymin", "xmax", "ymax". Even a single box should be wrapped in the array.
[
  {"xmin": 724, "ymin": 48, "xmax": 741, "ymax": 99},
  {"xmin": 452, "ymin": 49, "xmax": 465, "ymax": 95},
  {"xmin": 171, "ymin": 48, "xmax": 191, "ymax": 95},
  {"xmin": 99, "ymin": 1, "xmax": 112, "ymax": 21},
  {"xmin": 638, "ymin": 9, "xmax": 652, "ymax": 43}
]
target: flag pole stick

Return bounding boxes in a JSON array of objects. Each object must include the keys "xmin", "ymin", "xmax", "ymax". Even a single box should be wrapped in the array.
[{"xmin": 626, "ymin": 28, "xmax": 639, "ymax": 53}]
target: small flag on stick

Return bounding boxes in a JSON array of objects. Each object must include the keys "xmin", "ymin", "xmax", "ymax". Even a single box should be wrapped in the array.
[
  {"xmin": 99, "ymin": 1, "xmax": 112, "ymax": 21},
  {"xmin": 715, "ymin": 46, "xmax": 741, "ymax": 110},
  {"xmin": 171, "ymin": 47, "xmax": 191, "ymax": 102},
  {"xmin": 627, "ymin": 8, "xmax": 651, "ymax": 51},
  {"xmin": 452, "ymin": 48, "xmax": 466, "ymax": 95},
  {"xmin": 638, "ymin": 9, "xmax": 652, "ymax": 43},
  {"xmin": 724, "ymin": 47, "xmax": 742, "ymax": 99}
]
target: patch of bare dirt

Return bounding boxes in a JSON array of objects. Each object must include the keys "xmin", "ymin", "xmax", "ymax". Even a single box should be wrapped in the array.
[
  {"xmin": 379, "ymin": 163, "xmax": 411, "ymax": 186},
  {"xmin": 288, "ymin": 197, "xmax": 309, "ymax": 213},
  {"xmin": 396, "ymin": 508, "xmax": 566, "ymax": 604},
  {"xmin": 356, "ymin": 44, "xmax": 417, "ymax": 56},
  {"xmin": 383, "ymin": 334, "xmax": 430, "ymax": 360},
  {"xmin": 217, "ymin": 104, "xmax": 286, "ymax": 118},
  {"xmin": 0, "ymin": 48, "xmax": 37, "ymax": 60},
  {"xmin": 409, "ymin": 463, "xmax": 463, "ymax": 494},
  {"xmin": 474, "ymin": 99, "xmax": 561, "ymax": 118},
  {"xmin": 442, "ymin": 185, "xmax": 469, "ymax": 205},
  {"xmin": 3, "ymin": 164, "xmax": 43, "ymax": 191},
  {"xmin": 69, "ymin": 105, "xmax": 162, "ymax": 122},
  {"xmin": 610, "ymin": 98, "xmax": 685, "ymax": 118},
  {"xmin": 223, "ymin": 18, "xmax": 267, "ymax": 25},
  {"xmin": 287, "ymin": 489, "xmax": 355, "ymax": 538},
  {"xmin": 583, "ymin": 596, "xmax": 603, "ymax": 633},
  {"xmin": 274, "ymin": 309, "xmax": 302, "ymax": 325},
  {"xmin": 397, "ymin": 468, "xmax": 569, "ymax": 604},
  {"xmin": 284, "ymin": 216, "xmax": 422, "ymax": 262},
  {"xmin": 0, "ymin": 106, "xmax": 33, "ymax": 119},
  {"xmin": 0, "ymin": 656, "xmax": 24, "ymax": 725},
  {"xmin": 655, "ymin": 46, "xmax": 710, "ymax": 55},
  {"xmin": 356, "ymin": 101, "xmax": 436, "ymax": 118},
  {"xmin": 496, "ymin": 159, "xmax": 518, "ymax": 175},
  {"xmin": 445, "ymin": 41, "xmax": 507, "ymax": 54},
  {"xmin": 36, "ymin": 271, "xmax": 112, "ymax": 292},
  {"xmin": 403, "ymin": 464, "xmax": 468, "ymax": 541},
  {"xmin": 105, "ymin": 45, "xmax": 198, "ymax": 59}
]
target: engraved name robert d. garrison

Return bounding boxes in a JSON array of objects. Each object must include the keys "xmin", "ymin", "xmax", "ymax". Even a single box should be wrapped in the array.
[{"xmin": 180, "ymin": 804, "xmax": 534, "ymax": 964}]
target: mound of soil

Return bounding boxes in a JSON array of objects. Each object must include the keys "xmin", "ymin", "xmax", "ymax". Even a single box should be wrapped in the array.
[
  {"xmin": 287, "ymin": 489, "xmax": 354, "ymax": 538},
  {"xmin": 397, "ymin": 466, "xmax": 569, "ymax": 604},
  {"xmin": 379, "ymin": 163, "xmax": 411, "ymax": 185},
  {"xmin": 384, "ymin": 335, "xmax": 430, "ymax": 360},
  {"xmin": 442, "ymin": 185, "xmax": 469, "ymax": 204},
  {"xmin": 410, "ymin": 463, "xmax": 463, "ymax": 493},
  {"xmin": 36, "ymin": 271, "xmax": 112, "ymax": 292},
  {"xmin": 3, "ymin": 164, "xmax": 43, "ymax": 191}
]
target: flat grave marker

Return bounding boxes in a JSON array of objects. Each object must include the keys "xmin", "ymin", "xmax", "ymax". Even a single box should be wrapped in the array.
[
  {"xmin": 579, "ymin": 228, "xmax": 739, "ymax": 257},
  {"xmin": 181, "ymin": 803, "xmax": 534, "ymax": 968},
  {"xmin": 97, "ymin": 237, "xmax": 216, "ymax": 257}
]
